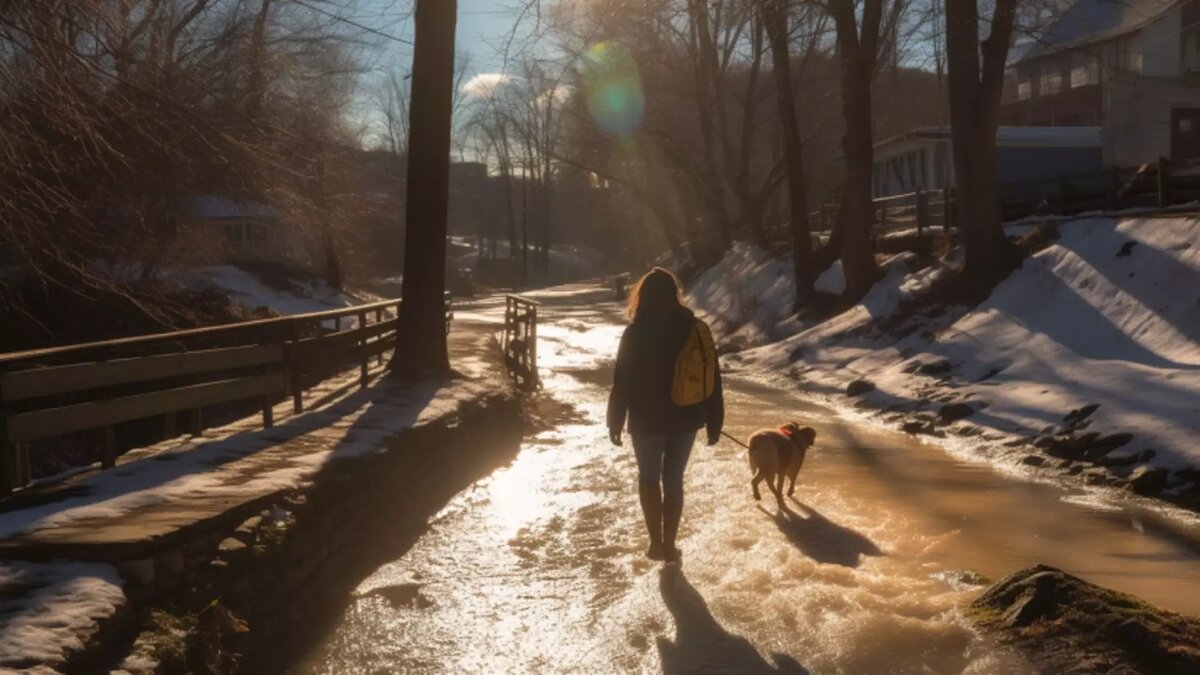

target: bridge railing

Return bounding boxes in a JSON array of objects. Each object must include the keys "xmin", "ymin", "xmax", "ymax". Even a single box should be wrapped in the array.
[
  {"xmin": 502, "ymin": 295, "xmax": 539, "ymax": 391},
  {"xmin": 0, "ymin": 296, "xmax": 452, "ymax": 494}
]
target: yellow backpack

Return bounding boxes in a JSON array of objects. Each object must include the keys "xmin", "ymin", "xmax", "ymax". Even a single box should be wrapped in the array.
[{"xmin": 672, "ymin": 319, "xmax": 717, "ymax": 406}]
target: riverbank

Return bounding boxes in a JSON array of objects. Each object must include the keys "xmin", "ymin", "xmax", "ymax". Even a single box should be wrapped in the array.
[
  {"xmin": 0, "ymin": 314, "xmax": 523, "ymax": 673},
  {"xmin": 683, "ymin": 215, "xmax": 1200, "ymax": 513}
]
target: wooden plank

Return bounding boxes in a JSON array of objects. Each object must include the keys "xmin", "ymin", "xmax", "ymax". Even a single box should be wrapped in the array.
[
  {"xmin": 6, "ymin": 374, "xmax": 287, "ymax": 444},
  {"xmin": 1, "ymin": 344, "xmax": 284, "ymax": 402},
  {"xmin": 290, "ymin": 328, "xmax": 363, "ymax": 363},
  {"xmin": 0, "ymin": 300, "xmax": 400, "ymax": 367}
]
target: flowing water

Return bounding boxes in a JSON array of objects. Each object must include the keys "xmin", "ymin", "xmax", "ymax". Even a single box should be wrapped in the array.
[{"xmin": 290, "ymin": 285, "xmax": 1200, "ymax": 674}]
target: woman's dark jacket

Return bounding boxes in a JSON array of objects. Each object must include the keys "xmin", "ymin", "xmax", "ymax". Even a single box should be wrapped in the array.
[{"xmin": 607, "ymin": 306, "xmax": 724, "ymax": 438}]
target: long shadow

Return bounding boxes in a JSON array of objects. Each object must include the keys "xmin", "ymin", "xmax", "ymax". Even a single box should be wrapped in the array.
[
  {"xmin": 657, "ymin": 567, "xmax": 810, "ymax": 674},
  {"xmin": 0, "ymin": 376, "xmax": 446, "ymax": 542},
  {"xmin": 758, "ymin": 502, "xmax": 882, "ymax": 568},
  {"xmin": 1061, "ymin": 217, "xmax": 1200, "ymax": 345}
]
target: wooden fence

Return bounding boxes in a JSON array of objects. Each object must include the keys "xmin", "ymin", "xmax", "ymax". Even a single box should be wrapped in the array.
[
  {"xmin": 0, "ymin": 295, "xmax": 453, "ymax": 494},
  {"xmin": 784, "ymin": 156, "xmax": 1200, "ymax": 242},
  {"xmin": 502, "ymin": 295, "xmax": 539, "ymax": 391}
]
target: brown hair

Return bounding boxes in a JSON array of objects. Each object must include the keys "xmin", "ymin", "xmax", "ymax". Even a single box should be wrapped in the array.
[{"xmin": 627, "ymin": 266, "xmax": 685, "ymax": 320}]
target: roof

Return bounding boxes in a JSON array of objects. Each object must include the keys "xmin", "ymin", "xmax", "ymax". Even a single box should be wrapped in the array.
[
  {"xmin": 187, "ymin": 196, "xmax": 278, "ymax": 220},
  {"xmin": 873, "ymin": 126, "xmax": 1102, "ymax": 151},
  {"xmin": 1015, "ymin": 0, "xmax": 1180, "ymax": 65}
]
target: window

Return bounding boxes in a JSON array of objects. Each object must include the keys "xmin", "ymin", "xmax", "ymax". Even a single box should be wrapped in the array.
[
  {"xmin": 1070, "ymin": 53, "xmax": 1098, "ymax": 88},
  {"xmin": 1040, "ymin": 60, "xmax": 1063, "ymax": 95},
  {"xmin": 1018, "ymin": 81, "xmax": 1032, "ymax": 100}
]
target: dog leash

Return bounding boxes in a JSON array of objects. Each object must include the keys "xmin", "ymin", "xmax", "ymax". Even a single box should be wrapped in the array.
[{"xmin": 720, "ymin": 430, "xmax": 750, "ymax": 449}]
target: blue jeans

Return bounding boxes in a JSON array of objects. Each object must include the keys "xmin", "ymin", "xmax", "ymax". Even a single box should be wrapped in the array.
[{"xmin": 632, "ymin": 431, "xmax": 696, "ymax": 492}]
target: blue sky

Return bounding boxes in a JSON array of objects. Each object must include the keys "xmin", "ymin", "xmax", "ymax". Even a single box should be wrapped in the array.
[{"xmin": 357, "ymin": 0, "xmax": 528, "ymax": 83}]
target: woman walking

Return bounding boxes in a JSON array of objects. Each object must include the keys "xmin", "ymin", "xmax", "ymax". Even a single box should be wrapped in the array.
[{"xmin": 608, "ymin": 267, "xmax": 724, "ymax": 563}]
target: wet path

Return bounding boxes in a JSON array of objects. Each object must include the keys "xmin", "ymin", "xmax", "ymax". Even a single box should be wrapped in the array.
[{"xmin": 290, "ymin": 285, "xmax": 1200, "ymax": 674}]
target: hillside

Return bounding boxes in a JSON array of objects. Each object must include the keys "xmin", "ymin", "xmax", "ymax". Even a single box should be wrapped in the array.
[{"xmin": 686, "ymin": 216, "xmax": 1200, "ymax": 507}]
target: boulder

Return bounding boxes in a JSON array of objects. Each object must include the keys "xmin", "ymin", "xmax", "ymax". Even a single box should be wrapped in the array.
[
  {"xmin": 916, "ymin": 359, "xmax": 953, "ymax": 376},
  {"xmin": 938, "ymin": 402, "xmax": 976, "ymax": 424},
  {"xmin": 1128, "ymin": 466, "xmax": 1169, "ymax": 496},
  {"xmin": 845, "ymin": 379, "xmax": 876, "ymax": 397}
]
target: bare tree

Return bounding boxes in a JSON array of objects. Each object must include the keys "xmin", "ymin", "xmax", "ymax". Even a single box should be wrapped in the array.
[
  {"xmin": 945, "ymin": 0, "xmax": 1019, "ymax": 289},
  {"xmin": 762, "ymin": 0, "xmax": 820, "ymax": 307},
  {"xmin": 822, "ymin": 0, "xmax": 905, "ymax": 304}
]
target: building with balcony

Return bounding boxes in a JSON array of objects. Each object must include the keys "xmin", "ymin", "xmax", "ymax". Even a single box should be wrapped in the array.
[{"xmin": 1002, "ymin": 0, "xmax": 1200, "ymax": 165}]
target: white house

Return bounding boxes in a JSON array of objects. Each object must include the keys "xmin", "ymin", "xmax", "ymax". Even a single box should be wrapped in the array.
[{"xmin": 869, "ymin": 126, "xmax": 1104, "ymax": 199}]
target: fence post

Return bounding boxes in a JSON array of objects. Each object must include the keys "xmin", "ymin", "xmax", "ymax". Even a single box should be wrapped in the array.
[
  {"xmin": 942, "ymin": 187, "xmax": 953, "ymax": 232},
  {"xmin": 358, "ymin": 310, "xmax": 369, "ymax": 388},
  {"xmin": 529, "ymin": 305, "xmax": 539, "ymax": 389},
  {"xmin": 288, "ymin": 321, "xmax": 302, "ymax": 414},
  {"xmin": 915, "ymin": 188, "xmax": 927, "ymax": 235},
  {"xmin": 375, "ymin": 307, "xmax": 384, "ymax": 366},
  {"xmin": 16, "ymin": 443, "xmax": 30, "ymax": 487},
  {"xmin": 0, "ymin": 395, "xmax": 14, "ymax": 496},
  {"xmin": 1110, "ymin": 165, "xmax": 1122, "ymax": 211},
  {"xmin": 1157, "ymin": 156, "xmax": 1170, "ymax": 208},
  {"xmin": 103, "ymin": 424, "xmax": 116, "ymax": 469}
]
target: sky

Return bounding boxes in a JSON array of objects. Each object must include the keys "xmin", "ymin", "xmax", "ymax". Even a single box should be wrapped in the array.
[{"xmin": 357, "ymin": 1, "xmax": 532, "ymax": 90}]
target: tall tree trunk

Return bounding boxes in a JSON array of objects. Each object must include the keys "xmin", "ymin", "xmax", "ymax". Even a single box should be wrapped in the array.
[
  {"xmin": 830, "ymin": 0, "xmax": 882, "ymax": 304},
  {"xmin": 391, "ymin": 0, "xmax": 456, "ymax": 378},
  {"xmin": 946, "ymin": 0, "xmax": 1017, "ymax": 291},
  {"xmin": 763, "ymin": 0, "xmax": 814, "ymax": 308}
]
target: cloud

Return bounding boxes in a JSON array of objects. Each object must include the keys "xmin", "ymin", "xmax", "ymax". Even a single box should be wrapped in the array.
[{"xmin": 461, "ymin": 72, "xmax": 515, "ymax": 100}]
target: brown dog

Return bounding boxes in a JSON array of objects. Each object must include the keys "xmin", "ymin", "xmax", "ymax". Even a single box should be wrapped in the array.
[{"xmin": 748, "ymin": 422, "xmax": 817, "ymax": 505}]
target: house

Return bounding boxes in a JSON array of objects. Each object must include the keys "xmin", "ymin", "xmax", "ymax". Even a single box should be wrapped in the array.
[
  {"xmin": 869, "ymin": 126, "xmax": 1104, "ymax": 199},
  {"xmin": 1002, "ymin": 0, "xmax": 1200, "ymax": 165},
  {"xmin": 186, "ymin": 196, "xmax": 299, "ymax": 264}
]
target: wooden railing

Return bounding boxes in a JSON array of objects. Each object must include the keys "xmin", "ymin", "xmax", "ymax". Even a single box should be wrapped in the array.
[
  {"xmin": 785, "ymin": 156, "xmax": 1200, "ymax": 243},
  {"xmin": 0, "ymin": 296, "xmax": 453, "ymax": 494},
  {"xmin": 502, "ymin": 295, "xmax": 539, "ymax": 391}
]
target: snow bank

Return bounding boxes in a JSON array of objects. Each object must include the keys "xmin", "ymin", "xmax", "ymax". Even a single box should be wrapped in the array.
[
  {"xmin": 729, "ymin": 215, "xmax": 1200, "ymax": 476},
  {"xmin": 685, "ymin": 242, "xmax": 803, "ymax": 344},
  {"xmin": 0, "ymin": 561, "xmax": 125, "ymax": 670},
  {"xmin": 188, "ymin": 265, "xmax": 356, "ymax": 316}
]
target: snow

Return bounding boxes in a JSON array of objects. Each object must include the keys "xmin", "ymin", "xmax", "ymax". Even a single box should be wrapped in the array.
[
  {"xmin": 0, "ymin": 561, "xmax": 125, "ymax": 671},
  {"xmin": 167, "ymin": 264, "xmax": 363, "ymax": 329},
  {"xmin": 451, "ymin": 241, "xmax": 607, "ymax": 285},
  {"xmin": 0, "ymin": 371, "xmax": 494, "ymax": 541},
  {"xmin": 695, "ymin": 215, "xmax": 1200, "ymax": 481},
  {"xmin": 684, "ymin": 242, "xmax": 803, "ymax": 344}
]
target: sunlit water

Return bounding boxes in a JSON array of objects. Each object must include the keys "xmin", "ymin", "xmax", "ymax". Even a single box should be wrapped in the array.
[{"xmin": 292, "ymin": 285, "xmax": 1200, "ymax": 674}]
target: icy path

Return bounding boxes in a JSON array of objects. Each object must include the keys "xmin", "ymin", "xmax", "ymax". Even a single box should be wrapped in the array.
[{"xmin": 291, "ymin": 285, "xmax": 1200, "ymax": 674}]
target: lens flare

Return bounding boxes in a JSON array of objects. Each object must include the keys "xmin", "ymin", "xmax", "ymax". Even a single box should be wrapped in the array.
[{"xmin": 581, "ymin": 42, "xmax": 645, "ymax": 138}]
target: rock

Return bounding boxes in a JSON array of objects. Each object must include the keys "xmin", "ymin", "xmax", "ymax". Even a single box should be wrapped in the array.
[
  {"xmin": 1140, "ymin": 449, "xmax": 1157, "ymax": 462},
  {"xmin": 902, "ymin": 420, "xmax": 927, "ymax": 435},
  {"xmin": 1116, "ymin": 240, "xmax": 1137, "ymax": 257},
  {"xmin": 1067, "ymin": 464, "xmax": 1084, "ymax": 476},
  {"xmin": 1128, "ymin": 466, "xmax": 1169, "ymax": 496},
  {"xmin": 845, "ymin": 379, "xmax": 876, "ymax": 397},
  {"xmin": 917, "ymin": 359, "xmax": 953, "ymax": 376},
  {"xmin": 716, "ymin": 343, "xmax": 743, "ymax": 357},
  {"xmin": 973, "ymin": 566, "xmax": 1064, "ymax": 629},
  {"xmin": 1098, "ymin": 450, "xmax": 1139, "ymax": 468},
  {"xmin": 938, "ymin": 402, "xmax": 976, "ymax": 424},
  {"xmin": 1021, "ymin": 455, "xmax": 1046, "ymax": 467},
  {"xmin": 1063, "ymin": 403, "xmax": 1100, "ymax": 426}
]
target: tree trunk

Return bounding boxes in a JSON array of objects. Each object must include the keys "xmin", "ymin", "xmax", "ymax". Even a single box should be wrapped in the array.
[
  {"xmin": 945, "ymin": 0, "xmax": 1017, "ymax": 291},
  {"xmin": 391, "ymin": 0, "xmax": 456, "ymax": 378},
  {"xmin": 831, "ymin": 0, "xmax": 881, "ymax": 304},
  {"xmin": 763, "ymin": 0, "xmax": 814, "ymax": 308}
]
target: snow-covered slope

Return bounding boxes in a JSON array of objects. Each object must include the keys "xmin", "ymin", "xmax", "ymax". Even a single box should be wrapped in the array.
[{"xmin": 699, "ymin": 216, "xmax": 1200, "ymax": 491}]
